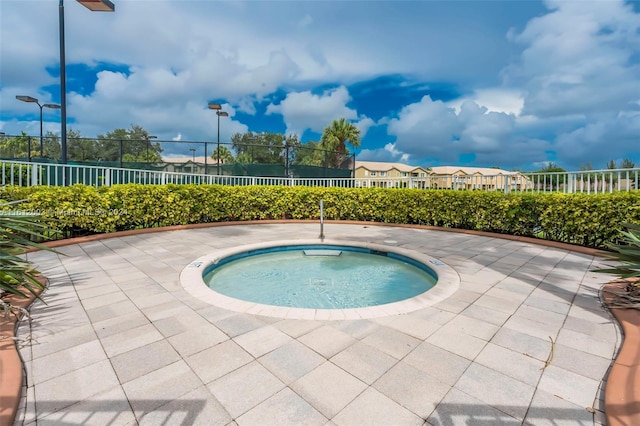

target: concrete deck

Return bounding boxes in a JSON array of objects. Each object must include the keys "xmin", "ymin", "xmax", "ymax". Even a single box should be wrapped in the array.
[{"xmin": 14, "ymin": 223, "xmax": 620, "ymax": 425}]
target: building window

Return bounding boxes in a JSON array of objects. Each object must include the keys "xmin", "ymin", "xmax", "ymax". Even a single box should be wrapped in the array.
[
  {"xmin": 370, "ymin": 171, "xmax": 377, "ymax": 177},
  {"xmin": 380, "ymin": 171, "xmax": 387, "ymax": 177},
  {"xmin": 402, "ymin": 172, "xmax": 407, "ymax": 177}
]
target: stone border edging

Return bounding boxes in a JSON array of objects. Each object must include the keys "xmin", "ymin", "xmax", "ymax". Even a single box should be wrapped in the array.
[
  {"xmin": 0, "ymin": 281, "xmax": 45, "ymax": 426},
  {"xmin": 603, "ymin": 282, "xmax": 640, "ymax": 426},
  {"xmin": 0, "ymin": 220, "xmax": 630, "ymax": 424}
]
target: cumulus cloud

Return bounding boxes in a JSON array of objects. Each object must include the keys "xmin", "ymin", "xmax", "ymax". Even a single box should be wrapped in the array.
[
  {"xmin": 266, "ymin": 86, "xmax": 361, "ymax": 136},
  {"xmin": 358, "ymin": 143, "xmax": 410, "ymax": 163},
  {"xmin": 386, "ymin": 95, "xmax": 552, "ymax": 167},
  {"xmin": 505, "ymin": 0, "xmax": 640, "ymax": 119}
]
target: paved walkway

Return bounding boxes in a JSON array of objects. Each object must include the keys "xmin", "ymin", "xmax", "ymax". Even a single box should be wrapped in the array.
[{"xmin": 15, "ymin": 223, "xmax": 619, "ymax": 425}]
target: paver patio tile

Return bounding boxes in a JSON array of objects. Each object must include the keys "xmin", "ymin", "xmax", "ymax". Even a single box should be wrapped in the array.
[
  {"xmin": 490, "ymin": 327, "xmax": 553, "ymax": 362},
  {"xmin": 427, "ymin": 388, "xmax": 521, "ymax": 425},
  {"xmin": 234, "ymin": 325, "xmax": 292, "ymax": 357},
  {"xmin": 461, "ymin": 304, "xmax": 512, "ymax": 326},
  {"xmin": 403, "ymin": 341, "xmax": 471, "ymax": 386},
  {"xmin": 34, "ymin": 359, "xmax": 120, "ymax": 418},
  {"xmin": 441, "ymin": 314, "xmax": 500, "ymax": 340},
  {"xmin": 503, "ymin": 315, "xmax": 561, "ymax": 341},
  {"xmin": 207, "ymin": 361, "xmax": 285, "ymax": 419},
  {"xmin": 551, "ymin": 343, "xmax": 613, "ymax": 381},
  {"xmin": 237, "ymin": 388, "xmax": 327, "ymax": 426},
  {"xmin": 32, "ymin": 340, "xmax": 107, "ymax": 385},
  {"xmin": 373, "ymin": 314, "xmax": 440, "ymax": 340},
  {"xmin": 92, "ymin": 312, "xmax": 149, "ymax": 340},
  {"xmin": 167, "ymin": 324, "xmax": 229, "ymax": 357},
  {"xmin": 273, "ymin": 319, "xmax": 323, "ymax": 337},
  {"xmin": 186, "ymin": 340, "xmax": 254, "ymax": 384},
  {"xmin": 474, "ymin": 294, "xmax": 522, "ymax": 315},
  {"xmin": 331, "ymin": 341, "xmax": 397, "ymax": 385},
  {"xmin": 85, "ymin": 300, "xmax": 140, "ymax": 323},
  {"xmin": 111, "ymin": 340, "xmax": 182, "ymax": 383},
  {"xmin": 122, "ymin": 360, "xmax": 203, "ymax": 418},
  {"xmin": 360, "ymin": 326, "xmax": 420, "ymax": 359},
  {"xmin": 297, "ymin": 325, "xmax": 356, "ymax": 358},
  {"xmin": 138, "ymin": 385, "xmax": 232, "ymax": 426},
  {"xmin": 373, "ymin": 362, "xmax": 451, "ymax": 418},
  {"xmin": 291, "ymin": 361, "xmax": 367, "ymax": 418},
  {"xmin": 524, "ymin": 388, "xmax": 595, "ymax": 426},
  {"xmin": 214, "ymin": 314, "xmax": 267, "ymax": 337},
  {"xmin": 259, "ymin": 340, "xmax": 325, "ymax": 384},
  {"xmin": 537, "ymin": 365, "xmax": 601, "ymax": 408},
  {"xmin": 454, "ymin": 363, "xmax": 536, "ymax": 421},
  {"xmin": 513, "ymin": 304, "xmax": 567, "ymax": 327},
  {"xmin": 427, "ymin": 327, "xmax": 487, "ymax": 360},
  {"xmin": 332, "ymin": 387, "xmax": 422, "ymax": 426},
  {"xmin": 75, "ymin": 283, "xmax": 123, "ymax": 300},
  {"xmin": 35, "ymin": 386, "xmax": 135, "ymax": 426},
  {"xmin": 555, "ymin": 328, "xmax": 616, "ymax": 359},
  {"xmin": 474, "ymin": 342, "xmax": 543, "ymax": 386},
  {"xmin": 523, "ymin": 294, "xmax": 571, "ymax": 315},
  {"xmin": 30, "ymin": 323, "xmax": 98, "ymax": 360},
  {"xmin": 101, "ymin": 323, "xmax": 164, "ymax": 357}
]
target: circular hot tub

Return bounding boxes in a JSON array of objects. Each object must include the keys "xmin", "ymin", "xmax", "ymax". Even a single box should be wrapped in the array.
[{"xmin": 180, "ymin": 239, "xmax": 460, "ymax": 320}]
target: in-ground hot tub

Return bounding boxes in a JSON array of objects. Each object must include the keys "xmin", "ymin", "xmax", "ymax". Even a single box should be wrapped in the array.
[{"xmin": 180, "ymin": 239, "xmax": 460, "ymax": 320}]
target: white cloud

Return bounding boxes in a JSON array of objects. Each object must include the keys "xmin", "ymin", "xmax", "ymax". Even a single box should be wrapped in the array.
[
  {"xmin": 266, "ymin": 86, "xmax": 360, "ymax": 137},
  {"xmin": 448, "ymin": 88, "xmax": 523, "ymax": 116},
  {"xmin": 358, "ymin": 143, "xmax": 410, "ymax": 163}
]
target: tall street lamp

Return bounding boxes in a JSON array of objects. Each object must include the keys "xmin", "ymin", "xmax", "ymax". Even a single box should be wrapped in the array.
[
  {"xmin": 60, "ymin": 0, "xmax": 115, "ymax": 165},
  {"xmin": 16, "ymin": 95, "xmax": 61, "ymax": 159},
  {"xmin": 145, "ymin": 135, "xmax": 157, "ymax": 168},
  {"xmin": 208, "ymin": 103, "xmax": 228, "ymax": 175},
  {"xmin": 189, "ymin": 148, "xmax": 196, "ymax": 173}
]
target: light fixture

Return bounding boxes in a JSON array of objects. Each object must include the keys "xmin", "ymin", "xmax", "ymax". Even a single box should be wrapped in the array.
[
  {"xmin": 59, "ymin": 0, "xmax": 115, "ymax": 166},
  {"xmin": 16, "ymin": 95, "xmax": 62, "ymax": 159},
  {"xmin": 208, "ymin": 103, "xmax": 228, "ymax": 175}
]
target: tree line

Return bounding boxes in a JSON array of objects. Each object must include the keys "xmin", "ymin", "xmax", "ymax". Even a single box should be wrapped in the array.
[
  {"xmin": 0, "ymin": 118, "xmax": 362, "ymax": 168},
  {"xmin": 0, "ymin": 125, "xmax": 163, "ymax": 163}
]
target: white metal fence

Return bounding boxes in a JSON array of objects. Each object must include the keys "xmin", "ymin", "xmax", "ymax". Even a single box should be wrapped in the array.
[{"xmin": 1, "ymin": 160, "xmax": 638, "ymax": 193}]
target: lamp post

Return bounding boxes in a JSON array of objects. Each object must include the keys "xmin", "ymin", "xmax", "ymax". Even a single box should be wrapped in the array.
[
  {"xmin": 145, "ymin": 135, "xmax": 157, "ymax": 168},
  {"xmin": 208, "ymin": 103, "xmax": 228, "ymax": 175},
  {"xmin": 189, "ymin": 148, "xmax": 196, "ymax": 173},
  {"xmin": 59, "ymin": 0, "xmax": 115, "ymax": 165},
  {"xmin": 15, "ymin": 96, "xmax": 61, "ymax": 159}
]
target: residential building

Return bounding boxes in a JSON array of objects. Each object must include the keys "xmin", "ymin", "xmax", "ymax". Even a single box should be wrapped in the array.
[
  {"xmin": 354, "ymin": 161, "xmax": 531, "ymax": 191},
  {"xmin": 354, "ymin": 161, "xmax": 431, "ymax": 188}
]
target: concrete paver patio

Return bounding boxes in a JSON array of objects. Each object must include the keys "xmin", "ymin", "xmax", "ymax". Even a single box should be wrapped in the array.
[{"xmin": 14, "ymin": 223, "xmax": 619, "ymax": 425}]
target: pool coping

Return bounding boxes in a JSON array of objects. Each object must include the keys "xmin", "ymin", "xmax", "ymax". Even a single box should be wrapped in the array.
[{"xmin": 1, "ymin": 219, "xmax": 633, "ymax": 425}]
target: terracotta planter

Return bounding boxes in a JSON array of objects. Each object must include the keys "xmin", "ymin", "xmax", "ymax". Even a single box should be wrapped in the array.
[
  {"xmin": 0, "ymin": 282, "xmax": 44, "ymax": 426},
  {"xmin": 603, "ymin": 281, "xmax": 640, "ymax": 426}
]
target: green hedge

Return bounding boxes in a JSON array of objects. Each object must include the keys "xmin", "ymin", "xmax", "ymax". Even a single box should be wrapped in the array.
[{"xmin": 1, "ymin": 184, "xmax": 639, "ymax": 248}]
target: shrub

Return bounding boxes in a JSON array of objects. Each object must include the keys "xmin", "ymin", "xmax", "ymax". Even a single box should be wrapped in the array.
[{"xmin": 1, "ymin": 184, "xmax": 639, "ymax": 249}]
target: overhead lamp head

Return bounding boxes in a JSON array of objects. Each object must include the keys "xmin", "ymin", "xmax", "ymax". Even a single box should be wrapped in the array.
[
  {"xmin": 43, "ymin": 103, "xmax": 61, "ymax": 109},
  {"xmin": 208, "ymin": 103, "xmax": 222, "ymax": 110},
  {"xmin": 16, "ymin": 95, "xmax": 38, "ymax": 103},
  {"xmin": 217, "ymin": 111, "xmax": 229, "ymax": 117},
  {"xmin": 77, "ymin": 0, "xmax": 115, "ymax": 12},
  {"xmin": 147, "ymin": 135, "xmax": 158, "ymax": 139}
]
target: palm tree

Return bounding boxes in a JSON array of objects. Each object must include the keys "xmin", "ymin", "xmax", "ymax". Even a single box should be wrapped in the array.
[
  {"xmin": 320, "ymin": 118, "xmax": 361, "ymax": 167},
  {"xmin": 211, "ymin": 146, "xmax": 235, "ymax": 164}
]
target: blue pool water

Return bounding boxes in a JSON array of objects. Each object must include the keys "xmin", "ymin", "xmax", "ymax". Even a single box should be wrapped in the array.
[{"xmin": 202, "ymin": 245, "xmax": 437, "ymax": 309}]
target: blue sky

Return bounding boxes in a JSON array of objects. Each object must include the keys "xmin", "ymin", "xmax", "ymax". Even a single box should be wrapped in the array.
[{"xmin": 1, "ymin": 0, "xmax": 639, "ymax": 170}]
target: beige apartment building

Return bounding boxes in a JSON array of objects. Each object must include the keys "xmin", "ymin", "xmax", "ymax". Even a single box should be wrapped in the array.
[
  {"xmin": 354, "ymin": 161, "xmax": 431, "ymax": 188},
  {"xmin": 355, "ymin": 161, "xmax": 531, "ymax": 191}
]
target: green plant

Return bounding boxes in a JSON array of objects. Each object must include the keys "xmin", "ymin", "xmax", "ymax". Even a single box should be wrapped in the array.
[
  {"xmin": 593, "ymin": 223, "xmax": 640, "ymax": 310},
  {"xmin": 0, "ymin": 200, "xmax": 59, "ymax": 317}
]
